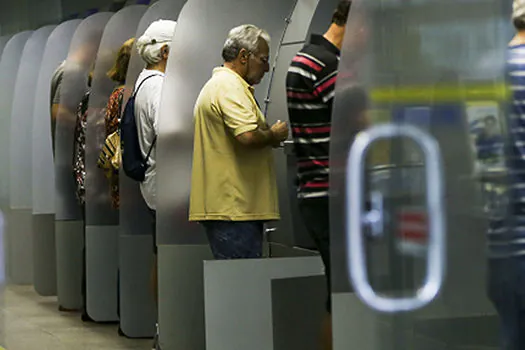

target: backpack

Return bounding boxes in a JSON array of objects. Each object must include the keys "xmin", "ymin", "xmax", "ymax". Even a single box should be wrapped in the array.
[{"xmin": 120, "ymin": 74, "xmax": 162, "ymax": 182}]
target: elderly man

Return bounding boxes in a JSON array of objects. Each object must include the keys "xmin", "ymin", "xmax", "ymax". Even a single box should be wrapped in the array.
[{"xmin": 190, "ymin": 24, "xmax": 288, "ymax": 260}]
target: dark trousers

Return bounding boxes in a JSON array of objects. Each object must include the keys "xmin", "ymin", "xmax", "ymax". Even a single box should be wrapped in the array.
[
  {"xmin": 488, "ymin": 258, "xmax": 525, "ymax": 349},
  {"xmin": 298, "ymin": 197, "xmax": 331, "ymax": 312},
  {"xmin": 202, "ymin": 221, "xmax": 264, "ymax": 260}
]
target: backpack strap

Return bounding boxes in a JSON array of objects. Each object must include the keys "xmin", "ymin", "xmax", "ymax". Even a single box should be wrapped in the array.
[
  {"xmin": 144, "ymin": 136, "xmax": 157, "ymax": 164},
  {"xmin": 133, "ymin": 74, "xmax": 163, "ymax": 98},
  {"xmin": 133, "ymin": 74, "xmax": 162, "ymax": 165}
]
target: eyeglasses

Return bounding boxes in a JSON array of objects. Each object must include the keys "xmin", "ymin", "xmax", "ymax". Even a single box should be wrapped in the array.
[{"xmin": 250, "ymin": 52, "xmax": 270, "ymax": 65}]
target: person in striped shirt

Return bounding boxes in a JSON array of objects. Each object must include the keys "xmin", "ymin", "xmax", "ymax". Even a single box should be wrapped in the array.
[
  {"xmin": 487, "ymin": 1, "xmax": 525, "ymax": 348},
  {"xmin": 286, "ymin": 2, "xmax": 351, "ymax": 350}
]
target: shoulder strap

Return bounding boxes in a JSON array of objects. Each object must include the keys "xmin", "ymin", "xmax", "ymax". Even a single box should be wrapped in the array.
[
  {"xmin": 133, "ymin": 74, "xmax": 162, "ymax": 165},
  {"xmin": 144, "ymin": 136, "xmax": 157, "ymax": 164},
  {"xmin": 133, "ymin": 74, "xmax": 163, "ymax": 98}
]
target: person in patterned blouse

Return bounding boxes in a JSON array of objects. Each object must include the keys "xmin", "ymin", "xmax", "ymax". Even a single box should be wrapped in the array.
[
  {"xmin": 72, "ymin": 71, "xmax": 93, "ymax": 207},
  {"xmin": 103, "ymin": 38, "xmax": 135, "ymax": 209}
]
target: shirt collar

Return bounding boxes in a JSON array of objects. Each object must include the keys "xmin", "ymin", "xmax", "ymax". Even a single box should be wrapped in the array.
[
  {"xmin": 214, "ymin": 66, "xmax": 255, "ymax": 93},
  {"xmin": 309, "ymin": 34, "xmax": 340, "ymax": 56},
  {"xmin": 143, "ymin": 68, "xmax": 165, "ymax": 77}
]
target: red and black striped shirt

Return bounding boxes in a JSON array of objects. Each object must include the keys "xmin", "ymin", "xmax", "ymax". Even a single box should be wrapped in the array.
[{"xmin": 286, "ymin": 34, "xmax": 340, "ymax": 199}]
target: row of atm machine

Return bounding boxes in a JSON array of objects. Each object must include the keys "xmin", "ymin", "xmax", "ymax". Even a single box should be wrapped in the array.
[{"xmin": 0, "ymin": 0, "xmax": 515, "ymax": 349}]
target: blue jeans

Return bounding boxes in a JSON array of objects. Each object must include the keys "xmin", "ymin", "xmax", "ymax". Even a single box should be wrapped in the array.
[
  {"xmin": 488, "ymin": 258, "xmax": 525, "ymax": 350},
  {"xmin": 202, "ymin": 221, "xmax": 264, "ymax": 260}
]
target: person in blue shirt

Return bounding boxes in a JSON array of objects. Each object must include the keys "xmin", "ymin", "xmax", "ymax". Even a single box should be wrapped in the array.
[{"xmin": 475, "ymin": 115, "xmax": 503, "ymax": 165}]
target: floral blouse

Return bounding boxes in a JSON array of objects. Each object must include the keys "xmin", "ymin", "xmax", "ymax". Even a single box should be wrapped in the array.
[
  {"xmin": 72, "ymin": 90, "xmax": 90, "ymax": 206},
  {"xmin": 104, "ymin": 86, "xmax": 125, "ymax": 209}
]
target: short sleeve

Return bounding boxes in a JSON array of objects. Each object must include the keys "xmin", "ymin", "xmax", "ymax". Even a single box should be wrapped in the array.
[
  {"xmin": 150, "ymin": 79, "xmax": 164, "ymax": 134},
  {"xmin": 217, "ymin": 88, "xmax": 259, "ymax": 137}
]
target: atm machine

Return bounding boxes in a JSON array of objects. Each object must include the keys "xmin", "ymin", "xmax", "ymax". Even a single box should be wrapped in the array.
[{"xmin": 331, "ymin": 0, "xmax": 508, "ymax": 349}]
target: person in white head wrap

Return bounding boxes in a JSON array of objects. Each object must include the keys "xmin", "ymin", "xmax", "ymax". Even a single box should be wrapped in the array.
[
  {"xmin": 133, "ymin": 19, "xmax": 176, "ymax": 350},
  {"xmin": 137, "ymin": 19, "xmax": 177, "ymax": 66}
]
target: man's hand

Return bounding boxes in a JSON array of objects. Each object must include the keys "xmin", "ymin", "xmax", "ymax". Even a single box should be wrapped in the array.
[
  {"xmin": 235, "ymin": 120, "xmax": 289, "ymax": 149},
  {"xmin": 270, "ymin": 120, "xmax": 289, "ymax": 143}
]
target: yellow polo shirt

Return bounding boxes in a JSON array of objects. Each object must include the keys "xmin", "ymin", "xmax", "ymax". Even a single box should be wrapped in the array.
[{"xmin": 189, "ymin": 67, "xmax": 280, "ymax": 222}]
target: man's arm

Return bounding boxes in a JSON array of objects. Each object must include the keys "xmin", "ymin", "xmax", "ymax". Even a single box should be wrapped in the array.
[
  {"xmin": 235, "ymin": 127, "xmax": 276, "ymax": 148},
  {"xmin": 218, "ymin": 89, "xmax": 284, "ymax": 148}
]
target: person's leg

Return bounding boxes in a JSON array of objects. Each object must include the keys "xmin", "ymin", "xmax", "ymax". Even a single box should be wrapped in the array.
[
  {"xmin": 515, "ymin": 257, "xmax": 525, "ymax": 349},
  {"xmin": 488, "ymin": 258, "xmax": 519, "ymax": 350},
  {"xmin": 298, "ymin": 198, "xmax": 331, "ymax": 350},
  {"xmin": 203, "ymin": 221, "xmax": 264, "ymax": 259},
  {"xmin": 79, "ymin": 203, "xmax": 94, "ymax": 319}
]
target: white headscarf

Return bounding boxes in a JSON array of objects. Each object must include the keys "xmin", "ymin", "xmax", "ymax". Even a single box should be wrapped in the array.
[
  {"xmin": 514, "ymin": 0, "xmax": 525, "ymax": 20},
  {"xmin": 137, "ymin": 19, "xmax": 177, "ymax": 65}
]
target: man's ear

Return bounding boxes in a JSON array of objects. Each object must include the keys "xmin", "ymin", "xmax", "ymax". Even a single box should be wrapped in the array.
[
  {"xmin": 162, "ymin": 44, "xmax": 170, "ymax": 59},
  {"xmin": 239, "ymin": 48, "xmax": 249, "ymax": 65}
]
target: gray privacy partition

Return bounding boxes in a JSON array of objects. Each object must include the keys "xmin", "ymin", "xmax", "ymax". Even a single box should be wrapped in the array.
[
  {"xmin": 0, "ymin": 36, "xmax": 12, "ymax": 67},
  {"xmin": 55, "ymin": 12, "xmax": 113, "ymax": 310},
  {"xmin": 156, "ymin": 0, "xmax": 305, "ymax": 349},
  {"xmin": 271, "ymin": 275, "xmax": 327, "ymax": 350},
  {"xmin": 204, "ymin": 257, "xmax": 323, "ymax": 350},
  {"xmin": 331, "ymin": 1, "xmax": 502, "ymax": 349},
  {"xmin": 9, "ymin": 26, "xmax": 56, "ymax": 286},
  {"xmin": 0, "ymin": 39, "xmax": 11, "ymax": 335},
  {"xmin": 0, "ymin": 33, "xmax": 19, "ymax": 211},
  {"xmin": 0, "ymin": 31, "xmax": 33, "ymax": 284},
  {"xmin": 119, "ymin": 0, "xmax": 185, "ymax": 338},
  {"xmin": 32, "ymin": 20, "xmax": 82, "ymax": 297},
  {"xmin": 0, "ymin": 34, "xmax": 13, "ymax": 289},
  {"xmin": 0, "ymin": 210, "xmax": 4, "ymax": 347},
  {"xmin": 85, "ymin": 4, "xmax": 147, "ymax": 323}
]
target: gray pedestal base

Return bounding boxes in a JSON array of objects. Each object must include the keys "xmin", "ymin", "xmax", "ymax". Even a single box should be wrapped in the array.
[
  {"xmin": 272, "ymin": 275, "xmax": 326, "ymax": 350},
  {"xmin": 204, "ymin": 256, "xmax": 323, "ymax": 350},
  {"xmin": 86, "ymin": 225, "xmax": 119, "ymax": 322},
  {"xmin": 55, "ymin": 219, "xmax": 83, "ymax": 310},
  {"xmin": 119, "ymin": 234, "xmax": 156, "ymax": 337},
  {"xmin": 32, "ymin": 214, "xmax": 57, "ymax": 296},
  {"xmin": 332, "ymin": 293, "xmax": 500, "ymax": 350},
  {"xmin": 158, "ymin": 244, "xmax": 213, "ymax": 350},
  {"xmin": 6, "ymin": 209, "xmax": 33, "ymax": 284}
]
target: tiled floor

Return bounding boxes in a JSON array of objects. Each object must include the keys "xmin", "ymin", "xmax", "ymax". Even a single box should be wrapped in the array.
[{"xmin": 0, "ymin": 285, "xmax": 152, "ymax": 350}]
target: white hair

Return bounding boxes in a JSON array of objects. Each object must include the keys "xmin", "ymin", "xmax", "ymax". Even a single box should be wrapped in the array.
[
  {"xmin": 137, "ymin": 41, "xmax": 169, "ymax": 65},
  {"xmin": 222, "ymin": 24, "xmax": 271, "ymax": 62}
]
